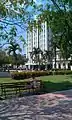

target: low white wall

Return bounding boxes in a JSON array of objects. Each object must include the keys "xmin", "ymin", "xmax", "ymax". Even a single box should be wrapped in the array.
[{"xmin": 0, "ymin": 72, "xmax": 10, "ymax": 77}]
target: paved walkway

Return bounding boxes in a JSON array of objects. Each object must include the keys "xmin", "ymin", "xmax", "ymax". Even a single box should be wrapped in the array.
[{"xmin": 0, "ymin": 90, "xmax": 72, "ymax": 120}]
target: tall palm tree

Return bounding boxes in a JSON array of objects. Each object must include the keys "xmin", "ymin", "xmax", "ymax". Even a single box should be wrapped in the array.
[
  {"xmin": 6, "ymin": 41, "xmax": 22, "ymax": 67},
  {"xmin": 44, "ymin": 50, "xmax": 53, "ymax": 70},
  {"xmin": 30, "ymin": 47, "xmax": 42, "ymax": 70}
]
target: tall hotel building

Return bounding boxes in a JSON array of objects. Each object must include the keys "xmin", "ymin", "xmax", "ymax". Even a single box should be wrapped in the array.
[
  {"xmin": 25, "ymin": 21, "xmax": 52, "ymax": 69},
  {"xmin": 26, "ymin": 21, "xmax": 71, "ymax": 70}
]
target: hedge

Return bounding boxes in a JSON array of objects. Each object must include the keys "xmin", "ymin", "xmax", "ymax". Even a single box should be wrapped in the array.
[{"xmin": 10, "ymin": 70, "xmax": 72, "ymax": 80}]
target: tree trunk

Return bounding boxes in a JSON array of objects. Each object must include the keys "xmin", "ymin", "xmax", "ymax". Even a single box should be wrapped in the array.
[
  {"xmin": 64, "ymin": 59, "xmax": 66, "ymax": 70},
  {"xmin": 54, "ymin": 45, "xmax": 56, "ymax": 70},
  {"xmin": 14, "ymin": 52, "xmax": 18, "ymax": 71}
]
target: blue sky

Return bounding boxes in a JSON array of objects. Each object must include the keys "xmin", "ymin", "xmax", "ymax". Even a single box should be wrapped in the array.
[{"xmin": 1, "ymin": 0, "xmax": 52, "ymax": 55}]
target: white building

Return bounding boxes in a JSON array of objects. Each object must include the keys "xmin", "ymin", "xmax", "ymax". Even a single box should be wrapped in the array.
[
  {"xmin": 52, "ymin": 48, "xmax": 71, "ymax": 69},
  {"xmin": 26, "ymin": 21, "xmax": 71, "ymax": 70},
  {"xmin": 26, "ymin": 21, "xmax": 52, "ymax": 69}
]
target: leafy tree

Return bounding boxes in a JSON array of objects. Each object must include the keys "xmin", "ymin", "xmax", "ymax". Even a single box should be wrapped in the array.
[
  {"xmin": 16, "ymin": 54, "xmax": 28, "ymax": 66},
  {"xmin": 9, "ymin": 54, "xmax": 28, "ymax": 67},
  {"xmin": 0, "ymin": 0, "xmax": 36, "ymax": 26},
  {"xmin": 0, "ymin": 25, "xmax": 26, "ymax": 49},
  {"xmin": 0, "ymin": 0, "xmax": 72, "ymax": 67},
  {"xmin": 0, "ymin": 49, "xmax": 10, "ymax": 71},
  {"xmin": 40, "ymin": 50, "xmax": 53, "ymax": 70},
  {"xmin": 6, "ymin": 41, "xmax": 22, "ymax": 67},
  {"xmin": 0, "ymin": 0, "xmax": 38, "ymax": 47},
  {"xmin": 44, "ymin": 50, "xmax": 53, "ymax": 69},
  {"xmin": 39, "ymin": 52, "xmax": 47, "ymax": 69},
  {"xmin": 36, "ymin": 0, "xmax": 72, "ymax": 68}
]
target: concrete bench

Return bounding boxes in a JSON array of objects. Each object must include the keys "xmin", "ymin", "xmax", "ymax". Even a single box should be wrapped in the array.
[{"xmin": 0, "ymin": 80, "xmax": 43, "ymax": 99}]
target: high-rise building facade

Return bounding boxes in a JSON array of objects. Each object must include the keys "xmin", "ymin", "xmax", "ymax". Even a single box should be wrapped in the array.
[
  {"xmin": 25, "ymin": 21, "xmax": 52, "ymax": 69},
  {"xmin": 25, "ymin": 21, "xmax": 71, "ymax": 70}
]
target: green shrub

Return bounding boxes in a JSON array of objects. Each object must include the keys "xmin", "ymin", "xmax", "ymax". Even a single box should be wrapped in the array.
[
  {"xmin": 11, "ymin": 71, "xmax": 49, "ymax": 80},
  {"xmin": 54, "ymin": 70, "xmax": 72, "ymax": 75},
  {"xmin": 11, "ymin": 70, "xmax": 72, "ymax": 80}
]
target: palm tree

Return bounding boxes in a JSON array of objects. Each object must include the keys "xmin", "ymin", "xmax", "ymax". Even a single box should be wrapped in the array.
[
  {"xmin": 44, "ymin": 50, "xmax": 53, "ymax": 70},
  {"xmin": 30, "ymin": 47, "xmax": 42, "ymax": 70},
  {"xmin": 6, "ymin": 41, "xmax": 22, "ymax": 67}
]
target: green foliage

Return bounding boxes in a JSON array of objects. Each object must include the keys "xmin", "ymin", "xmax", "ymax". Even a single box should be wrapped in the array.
[
  {"xmin": 0, "ymin": 49, "xmax": 10, "ymax": 66},
  {"xmin": 0, "ymin": 0, "xmax": 35, "ymax": 19},
  {"xmin": 0, "ymin": 0, "xmax": 72, "ymax": 63},
  {"xmin": 37, "ymin": 0, "xmax": 72, "ymax": 61},
  {"xmin": 11, "ymin": 71, "xmax": 49, "ymax": 80},
  {"xmin": 53, "ymin": 70, "xmax": 72, "ymax": 75},
  {"xmin": 0, "ymin": 0, "xmax": 37, "ymax": 48},
  {"xmin": 30, "ymin": 47, "xmax": 43, "ymax": 65},
  {"xmin": 15, "ymin": 54, "xmax": 28, "ymax": 65},
  {"xmin": 9, "ymin": 26, "xmax": 17, "ymax": 37},
  {"xmin": 0, "ymin": 48, "xmax": 28, "ymax": 67},
  {"xmin": 0, "ymin": 25, "xmax": 26, "ymax": 49},
  {"xmin": 6, "ymin": 41, "xmax": 22, "ymax": 59},
  {"xmin": 19, "ymin": 35, "xmax": 27, "ymax": 48},
  {"xmin": 11, "ymin": 70, "xmax": 72, "ymax": 80}
]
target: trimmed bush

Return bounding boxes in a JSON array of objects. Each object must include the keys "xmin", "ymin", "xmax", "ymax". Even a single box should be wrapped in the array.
[
  {"xmin": 11, "ymin": 71, "xmax": 49, "ymax": 80},
  {"xmin": 11, "ymin": 70, "xmax": 72, "ymax": 80},
  {"xmin": 54, "ymin": 70, "xmax": 72, "ymax": 75}
]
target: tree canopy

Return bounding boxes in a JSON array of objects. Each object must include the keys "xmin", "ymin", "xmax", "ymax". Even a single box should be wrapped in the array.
[
  {"xmin": 0, "ymin": 0, "xmax": 72, "ymax": 61},
  {"xmin": 37, "ymin": 0, "xmax": 72, "ymax": 60},
  {"xmin": 0, "ymin": 0, "xmax": 37, "ymax": 47}
]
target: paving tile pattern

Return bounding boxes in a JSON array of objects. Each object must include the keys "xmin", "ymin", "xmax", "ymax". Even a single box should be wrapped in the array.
[{"xmin": 0, "ymin": 90, "xmax": 72, "ymax": 120}]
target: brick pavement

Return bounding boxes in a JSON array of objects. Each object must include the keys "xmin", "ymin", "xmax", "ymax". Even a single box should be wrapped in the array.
[{"xmin": 0, "ymin": 90, "xmax": 72, "ymax": 120}]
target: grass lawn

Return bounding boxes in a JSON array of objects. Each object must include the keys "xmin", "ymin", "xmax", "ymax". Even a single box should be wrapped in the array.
[
  {"xmin": 0, "ymin": 75, "xmax": 72, "ymax": 94},
  {"xmin": 0, "ymin": 78, "xmax": 27, "ymax": 83},
  {"xmin": 40, "ymin": 75, "xmax": 72, "ymax": 93}
]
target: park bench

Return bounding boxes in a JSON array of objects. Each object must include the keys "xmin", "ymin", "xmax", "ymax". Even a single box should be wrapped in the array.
[{"xmin": 0, "ymin": 80, "xmax": 43, "ymax": 99}]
